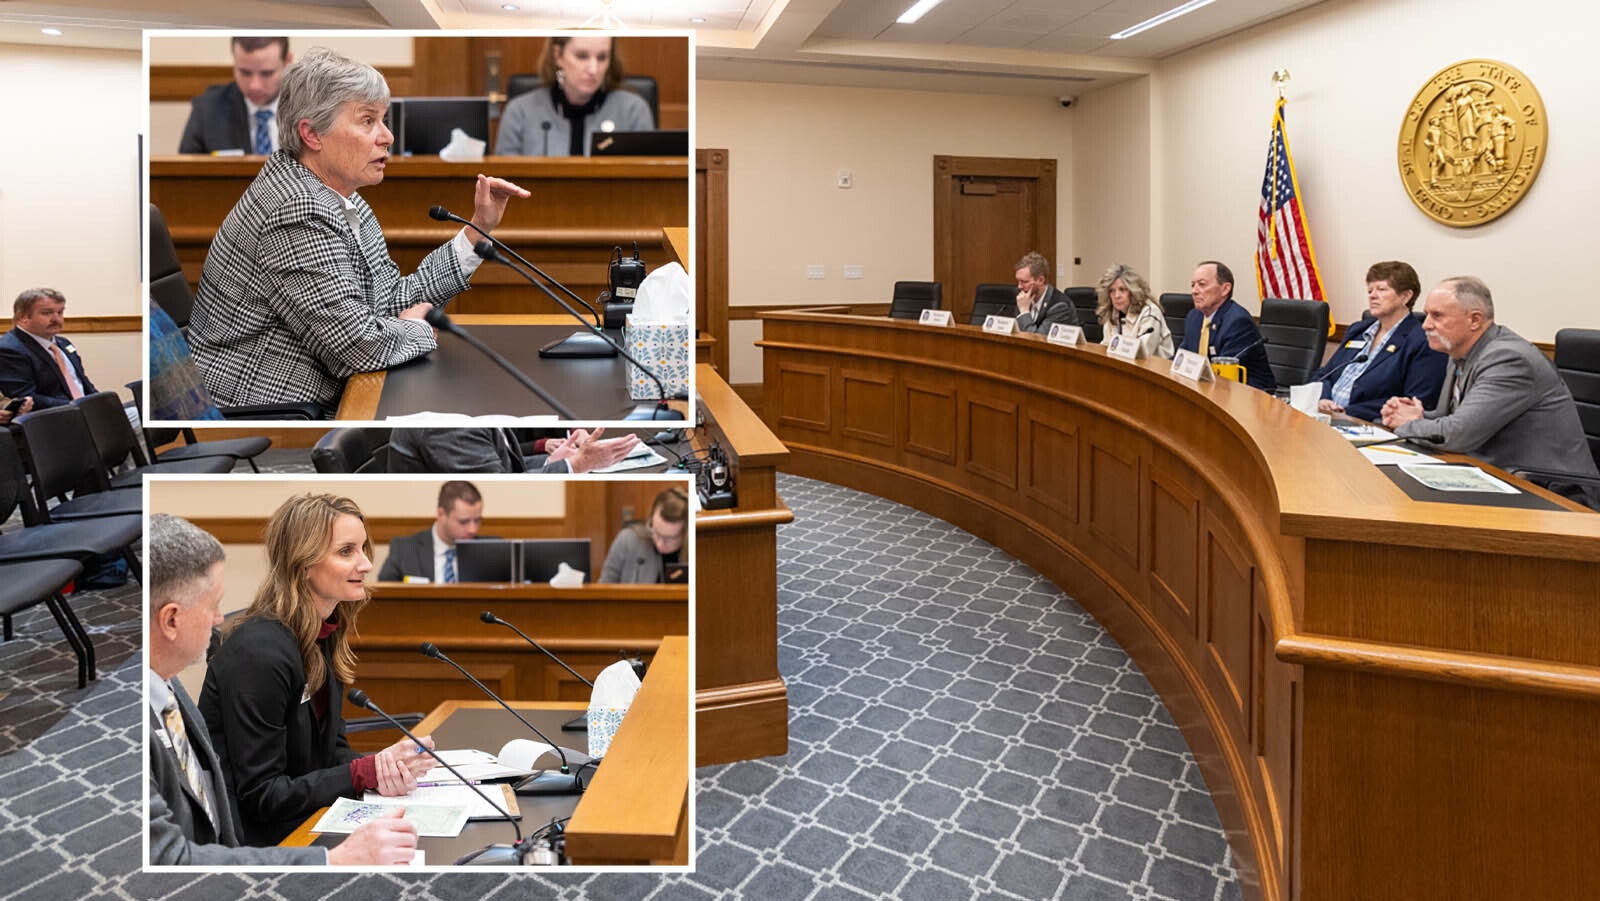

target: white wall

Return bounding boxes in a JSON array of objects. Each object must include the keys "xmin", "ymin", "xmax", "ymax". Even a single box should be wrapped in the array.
[{"xmin": 697, "ymin": 80, "xmax": 1076, "ymax": 383}]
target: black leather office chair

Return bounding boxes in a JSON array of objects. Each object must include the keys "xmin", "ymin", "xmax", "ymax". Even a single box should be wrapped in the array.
[
  {"xmin": 311, "ymin": 428, "xmax": 394, "ymax": 474},
  {"xmin": 149, "ymin": 205, "xmax": 194, "ymax": 330},
  {"xmin": 74, "ymin": 391, "xmax": 232, "ymax": 489},
  {"xmin": 888, "ymin": 281, "xmax": 942, "ymax": 320},
  {"xmin": 506, "ymin": 74, "xmax": 661, "ymax": 127},
  {"xmin": 1555, "ymin": 328, "xmax": 1600, "ymax": 470},
  {"xmin": 1160, "ymin": 293, "xmax": 1193, "ymax": 347},
  {"xmin": 1065, "ymin": 287, "xmax": 1101, "ymax": 342},
  {"xmin": 1258, "ymin": 298, "xmax": 1330, "ymax": 387},
  {"xmin": 970, "ymin": 284, "xmax": 1019, "ymax": 325}
]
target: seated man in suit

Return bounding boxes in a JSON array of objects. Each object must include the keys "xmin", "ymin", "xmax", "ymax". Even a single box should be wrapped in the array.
[
  {"xmin": 147, "ymin": 513, "xmax": 417, "ymax": 864},
  {"xmin": 178, "ymin": 36, "xmax": 293, "ymax": 154},
  {"xmin": 1014, "ymin": 251, "xmax": 1080, "ymax": 333},
  {"xmin": 0, "ymin": 287, "xmax": 95, "ymax": 409},
  {"xmin": 1179, "ymin": 260, "xmax": 1276, "ymax": 393},
  {"xmin": 1382, "ymin": 276, "xmax": 1600, "ymax": 508},
  {"xmin": 377, "ymin": 480, "xmax": 483, "ymax": 583}
]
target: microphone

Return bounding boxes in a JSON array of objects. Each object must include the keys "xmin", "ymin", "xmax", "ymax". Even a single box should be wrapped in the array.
[
  {"xmin": 422, "ymin": 306, "xmax": 579, "ymax": 419},
  {"xmin": 345, "ymin": 688, "xmax": 529, "ymax": 866},
  {"xmin": 428, "ymin": 205, "xmax": 603, "ymax": 330},
  {"xmin": 472, "ymin": 240, "xmax": 684, "ymax": 421},
  {"xmin": 417, "ymin": 642, "xmax": 587, "ymax": 795},
  {"xmin": 1314, "ymin": 352, "xmax": 1369, "ymax": 383},
  {"xmin": 482, "ymin": 610, "xmax": 593, "ymax": 733},
  {"xmin": 540, "ymin": 121, "xmax": 551, "ymax": 157}
]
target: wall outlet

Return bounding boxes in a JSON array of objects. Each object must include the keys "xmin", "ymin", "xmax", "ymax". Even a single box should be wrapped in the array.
[
  {"xmin": 806, "ymin": 265, "xmax": 825, "ymax": 279},
  {"xmin": 843, "ymin": 265, "xmax": 863, "ymax": 279},
  {"xmin": 837, "ymin": 169, "xmax": 852, "ymax": 188}
]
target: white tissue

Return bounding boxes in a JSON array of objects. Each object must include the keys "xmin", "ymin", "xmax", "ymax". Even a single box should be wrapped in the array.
[
  {"xmin": 1289, "ymin": 382, "xmax": 1324, "ymax": 416},
  {"xmin": 586, "ymin": 659, "xmax": 642, "ymax": 758},
  {"xmin": 439, "ymin": 127, "xmax": 486, "ymax": 162},
  {"xmin": 548, "ymin": 561, "xmax": 586, "ymax": 588},
  {"xmin": 630, "ymin": 262, "xmax": 691, "ymax": 323}
]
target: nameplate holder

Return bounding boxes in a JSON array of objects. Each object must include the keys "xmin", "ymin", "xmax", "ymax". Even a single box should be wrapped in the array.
[
  {"xmin": 1046, "ymin": 323, "xmax": 1082, "ymax": 347},
  {"xmin": 1171, "ymin": 349, "xmax": 1213, "ymax": 382},
  {"xmin": 983, "ymin": 315, "xmax": 1017, "ymax": 335},
  {"xmin": 1107, "ymin": 333, "xmax": 1142, "ymax": 361},
  {"xmin": 918, "ymin": 309, "xmax": 952, "ymax": 327}
]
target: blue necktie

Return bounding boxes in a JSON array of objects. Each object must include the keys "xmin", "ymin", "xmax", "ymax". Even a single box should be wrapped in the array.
[
  {"xmin": 254, "ymin": 109, "xmax": 273, "ymax": 155},
  {"xmin": 443, "ymin": 548, "xmax": 457, "ymax": 583}
]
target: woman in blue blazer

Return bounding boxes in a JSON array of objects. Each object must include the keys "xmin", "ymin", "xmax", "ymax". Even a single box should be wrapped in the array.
[{"xmin": 1313, "ymin": 260, "xmax": 1447, "ymax": 421}]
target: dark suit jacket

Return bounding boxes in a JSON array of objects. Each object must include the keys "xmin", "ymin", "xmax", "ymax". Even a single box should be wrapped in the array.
[
  {"xmin": 179, "ymin": 82, "xmax": 252, "ymax": 154},
  {"xmin": 1016, "ymin": 285, "xmax": 1080, "ymax": 333},
  {"xmin": 377, "ymin": 527, "xmax": 435, "ymax": 582},
  {"xmin": 0, "ymin": 327, "xmax": 95, "ymax": 409},
  {"xmin": 199, "ymin": 617, "xmax": 360, "ymax": 846},
  {"xmin": 1313, "ymin": 315, "xmax": 1446, "ymax": 421},
  {"xmin": 1180, "ymin": 298, "xmax": 1276, "ymax": 392},
  {"xmin": 149, "ymin": 676, "xmax": 322, "ymax": 864}
]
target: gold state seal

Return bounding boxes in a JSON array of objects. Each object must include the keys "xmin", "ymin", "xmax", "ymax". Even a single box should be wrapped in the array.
[{"xmin": 1397, "ymin": 59, "xmax": 1546, "ymax": 227}]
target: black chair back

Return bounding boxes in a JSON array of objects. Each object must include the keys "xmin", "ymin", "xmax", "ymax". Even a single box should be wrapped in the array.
[
  {"xmin": 149, "ymin": 205, "xmax": 194, "ymax": 329},
  {"xmin": 75, "ymin": 391, "xmax": 151, "ymax": 471},
  {"xmin": 888, "ymin": 281, "xmax": 942, "ymax": 320},
  {"xmin": 970, "ymin": 283, "xmax": 1019, "ymax": 325},
  {"xmin": 505, "ymin": 74, "xmax": 661, "ymax": 127},
  {"xmin": 1258, "ymin": 298, "xmax": 1331, "ymax": 387},
  {"xmin": 1160, "ymin": 293, "xmax": 1193, "ymax": 347},
  {"xmin": 1065, "ymin": 287, "xmax": 1101, "ymax": 342},
  {"xmin": 16, "ymin": 405, "xmax": 114, "ymax": 509},
  {"xmin": 311, "ymin": 428, "xmax": 394, "ymax": 474},
  {"xmin": 1554, "ymin": 328, "xmax": 1600, "ymax": 469},
  {"xmin": 0, "ymin": 431, "xmax": 37, "ymax": 526}
]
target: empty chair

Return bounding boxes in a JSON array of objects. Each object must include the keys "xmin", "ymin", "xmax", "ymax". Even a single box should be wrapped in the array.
[
  {"xmin": 970, "ymin": 283, "xmax": 1019, "ymax": 325},
  {"xmin": 1258, "ymin": 298, "xmax": 1330, "ymax": 387},
  {"xmin": 1554, "ymin": 328, "xmax": 1600, "ymax": 470},
  {"xmin": 14, "ymin": 405, "xmax": 145, "ymax": 522},
  {"xmin": 888, "ymin": 281, "xmax": 943, "ymax": 320},
  {"xmin": 311, "ymin": 428, "xmax": 394, "ymax": 474},
  {"xmin": 1160, "ymin": 293, "xmax": 1193, "ymax": 348},
  {"xmin": 0, "ymin": 559, "xmax": 90, "ymax": 688},
  {"xmin": 149, "ymin": 204, "xmax": 195, "ymax": 329},
  {"xmin": 74, "ymin": 391, "xmax": 232, "ymax": 489},
  {"xmin": 1065, "ymin": 287, "xmax": 1101, "ymax": 343}
]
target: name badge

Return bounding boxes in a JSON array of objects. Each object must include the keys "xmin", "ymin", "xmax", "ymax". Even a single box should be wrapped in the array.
[
  {"xmin": 1345, "ymin": 340, "xmax": 1363, "ymax": 348},
  {"xmin": 918, "ymin": 309, "xmax": 952, "ymax": 326},
  {"xmin": 155, "ymin": 726, "xmax": 173, "ymax": 749},
  {"xmin": 983, "ymin": 315, "xmax": 1017, "ymax": 335},
  {"xmin": 1107, "ymin": 332, "xmax": 1141, "ymax": 361},
  {"xmin": 1047, "ymin": 323, "xmax": 1082, "ymax": 346},
  {"xmin": 1171, "ymin": 349, "xmax": 1214, "ymax": 382},
  {"xmin": 1386, "ymin": 344, "xmax": 1397, "ymax": 353}
]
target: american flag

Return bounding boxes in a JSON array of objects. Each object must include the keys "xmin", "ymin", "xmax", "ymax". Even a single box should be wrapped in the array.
[{"xmin": 1255, "ymin": 98, "xmax": 1326, "ymax": 315}]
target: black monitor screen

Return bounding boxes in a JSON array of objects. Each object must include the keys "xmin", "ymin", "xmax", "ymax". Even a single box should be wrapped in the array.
[
  {"xmin": 589, "ymin": 129, "xmax": 688, "ymax": 157},
  {"xmin": 520, "ymin": 539, "xmax": 593, "ymax": 584},
  {"xmin": 391, "ymin": 97, "xmax": 491, "ymax": 156},
  {"xmin": 454, "ymin": 539, "xmax": 516, "ymax": 583}
]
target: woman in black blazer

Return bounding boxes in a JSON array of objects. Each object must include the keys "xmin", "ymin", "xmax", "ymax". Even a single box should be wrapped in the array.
[
  {"xmin": 1313, "ymin": 260, "xmax": 1447, "ymax": 421},
  {"xmin": 200, "ymin": 493, "xmax": 434, "ymax": 845}
]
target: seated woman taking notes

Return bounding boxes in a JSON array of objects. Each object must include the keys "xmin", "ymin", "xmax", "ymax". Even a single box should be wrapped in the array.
[
  {"xmin": 1096, "ymin": 264, "xmax": 1174, "ymax": 359},
  {"xmin": 599, "ymin": 486, "xmax": 687, "ymax": 583},
  {"xmin": 200, "ymin": 494, "xmax": 434, "ymax": 845},
  {"xmin": 1312, "ymin": 260, "xmax": 1446, "ymax": 421},
  {"xmin": 494, "ymin": 36, "xmax": 656, "ymax": 157}
]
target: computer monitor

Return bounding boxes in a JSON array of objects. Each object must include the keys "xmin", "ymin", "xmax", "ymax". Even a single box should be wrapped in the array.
[
  {"xmin": 389, "ymin": 97, "xmax": 491, "ymax": 156},
  {"xmin": 663, "ymin": 561, "xmax": 689, "ymax": 584},
  {"xmin": 454, "ymin": 538, "xmax": 517, "ymax": 583},
  {"xmin": 519, "ymin": 539, "xmax": 593, "ymax": 584},
  {"xmin": 589, "ymin": 129, "xmax": 689, "ymax": 157}
]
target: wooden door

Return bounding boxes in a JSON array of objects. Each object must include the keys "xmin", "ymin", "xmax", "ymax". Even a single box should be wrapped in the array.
[{"xmin": 933, "ymin": 156, "xmax": 1057, "ymax": 325}]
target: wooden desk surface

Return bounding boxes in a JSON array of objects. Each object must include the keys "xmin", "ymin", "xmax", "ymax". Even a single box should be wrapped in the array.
[{"xmin": 758, "ymin": 311, "xmax": 1600, "ymax": 901}]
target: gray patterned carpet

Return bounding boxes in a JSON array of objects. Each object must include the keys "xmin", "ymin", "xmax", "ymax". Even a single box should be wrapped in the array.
[{"xmin": 0, "ymin": 474, "xmax": 1239, "ymax": 900}]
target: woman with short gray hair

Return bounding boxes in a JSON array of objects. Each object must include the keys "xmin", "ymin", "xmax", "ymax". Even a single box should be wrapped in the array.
[{"xmin": 187, "ymin": 46, "xmax": 530, "ymax": 415}]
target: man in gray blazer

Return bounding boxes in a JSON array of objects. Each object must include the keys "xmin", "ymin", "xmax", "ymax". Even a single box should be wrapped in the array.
[
  {"xmin": 1384, "ymin": 276, "xmax": 1600, "ymax": 508},
  {"xmin": 147, "ymin": 514, "xmax": 417, "ymax": 865},
  {"xmin": 376, "ymin": 480, "xmax": 483, "ymax": 583},
  {"xmin": 1014, "ymin": 251, "xmax": 1080, "ymax": 334}
]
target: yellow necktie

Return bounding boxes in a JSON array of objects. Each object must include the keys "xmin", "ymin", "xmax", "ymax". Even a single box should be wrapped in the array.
[
  {"xmin": 1197, "ymin": 318, "xmax": 1212, "ymax": 359},
  {"xmin": 163, "ymin": 699, "xmax": 215, "ymax": 827}
]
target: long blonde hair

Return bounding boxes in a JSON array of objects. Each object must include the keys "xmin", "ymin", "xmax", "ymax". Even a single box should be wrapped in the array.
[
  {"xmin": 1095, "ymin": 263, "xmax": 1157, "ymax": 328},
  {"xmin": 227, "ymin": 493, "xmax": 371, "ymax": 692}
]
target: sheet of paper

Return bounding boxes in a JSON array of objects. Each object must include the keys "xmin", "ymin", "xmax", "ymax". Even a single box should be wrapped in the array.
[
  {"xmin": 1399, "ymin": 463, "xmax": 1519, "ymax": 494},
  {"xmin": 593, "ymin": 447, "xmax": 667, "ymax": 473},
  {"xmin": 364, "ymin": 784, "xmax": 518, "ymax": 821},
  {"xmin": 311, "ymin": 797, "xmax": 470, "ymax": 837},
  {"xmin": 1331, "ymin": 422, "xmax": 1397, "ymax": 445},
  {"xmin": 1359, "ymin": 444, "xmax": 1440, "ymax": 465},
  {"xmin": 417, "ymin": 748, "xmax": 532, "ymax": 784}
]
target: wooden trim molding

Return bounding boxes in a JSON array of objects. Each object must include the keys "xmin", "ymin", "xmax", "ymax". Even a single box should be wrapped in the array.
[
  {"xmin": 70, "ymin": 315, "xmax": 143, "ymax": 334},
  {"xmin": 186, "ymin": 515, "xmax": 567, "ymax": 545},
  {"xmin": 151, "ymin": 65, "xmax": 416, "ymax": 103}
]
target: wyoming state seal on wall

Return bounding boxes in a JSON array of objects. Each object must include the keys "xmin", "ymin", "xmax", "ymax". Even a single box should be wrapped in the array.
[{"xmin": 1397, "ymin": 59, "xmax": 1546, "ymax": 227}]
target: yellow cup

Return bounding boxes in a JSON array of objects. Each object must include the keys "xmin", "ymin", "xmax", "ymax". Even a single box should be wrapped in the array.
[{"xmin": 1210, "ymin": 356, "xmax": 1246, "ymax": 383}]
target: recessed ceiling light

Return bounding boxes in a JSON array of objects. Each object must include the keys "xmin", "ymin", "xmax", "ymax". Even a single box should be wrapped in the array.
[
  {"xmin": 896, "ymin": 0, "xmax": 945, "ymax": 25},
  {"xmin": 501, "ymin": 4, "xmax": 519, "ymax": 10},
  {"xmin": 41, "ymin": 27, "xmax": 64, "ymax": 36},
  {"xmin": 1110, "ymin": 0, "xmax": 1216, "ymax": 40},
  {"xmin": 690, "ymin": 17, "xmax": 706, "ymax": 24}
]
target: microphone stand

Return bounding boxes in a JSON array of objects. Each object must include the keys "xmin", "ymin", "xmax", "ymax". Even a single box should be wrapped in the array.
[
  {"xmin": 345, "ymin": 688, "xmax": 533, "ymax": 866},
  {"xmin": 482, "ymin": 610, "xmax": 593, "ymax": 732},
  {"xmin": 423, "ymin": 307, "xmax": 579, "ymax": 420}
]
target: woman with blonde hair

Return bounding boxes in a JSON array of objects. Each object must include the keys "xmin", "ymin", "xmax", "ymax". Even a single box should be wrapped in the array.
[
  {"xmin": 200, "ymin": 493, "xmax": 434, "ymax": 845},
  {"xmin": 1096, "ymin": 263, "xmax": 1174, "ymax": 360},
  {"xmin": 494, "ymin": 35, "xmax": 655, "ymax": 156},
  {"xmin": 599, "ymin": 485, "xmax": 688, "ymax": 583}
]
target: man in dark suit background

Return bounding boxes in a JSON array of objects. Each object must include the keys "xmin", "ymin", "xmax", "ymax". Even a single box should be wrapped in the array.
[
  {"xmin": 377, "ymin": 480, "xmax": 484, "ymax": 583},
  {"xmin": 1179, "ymin": 260, "xmax": 1277, "ymax": 393},
  {"xmin": 178, "ymin": 36, "xmax": 292, "ymax": 154},
  {"xmin": 147, "ymin": 513, "xmax": 416, "ymax": 865},
  {"xmin": 1013, "ymin": 251, "xmax": 1080, "ymax": 333},
  {"xmin": 0, "ymin": 287, "xmax": 95, "ymax": 409}
]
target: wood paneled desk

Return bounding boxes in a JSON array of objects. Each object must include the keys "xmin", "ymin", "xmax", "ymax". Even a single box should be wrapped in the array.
[
  {"xmin": 150, "ymin": 155, "xmax": 688, "ymax": 313},
  {"xmin": 759, "ymin": 311, "xmax": 1600, "ymax": 901},
  {"xmin": 284, "ymin": 635, "xmax": 688, "ymax": 866}
]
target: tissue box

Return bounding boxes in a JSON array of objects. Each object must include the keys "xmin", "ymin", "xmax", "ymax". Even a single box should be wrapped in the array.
[
  {"xmin": 587, "ymin": 707, "xmax": 627, "ymax": 758},
  {"xmin": 623, "ymin": 317, "xmax": 691, "ymax": 401}
]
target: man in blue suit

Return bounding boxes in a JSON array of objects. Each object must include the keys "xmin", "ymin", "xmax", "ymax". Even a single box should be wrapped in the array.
[
  {"xmin": 177, "ymin": 37, "xmax": 292, "ymax": 155},
  {"xmin": 0, "ymin": 287, "xmax": 96, "ymax": 409},
  {"xmin": 1179, "ymin": 261, "xmax": 1276, "ymax": 393}
]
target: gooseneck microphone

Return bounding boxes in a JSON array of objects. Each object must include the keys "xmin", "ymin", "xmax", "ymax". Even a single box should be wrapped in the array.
[
  {"xmin": 540, "ymin": 121, "xmax": 552, "ymax": 157},
  {"xmin": 417, "ymin": 642, "xmax": 585, "ymax": 795},
  {"xmin": 428, "ymin": 205, "xmax": 602, "ymax": 329},
  {"xmin": 422, "ymin": 306, "xmax": 579, "ymax": 419},
  {"xmin": 480, "ymin": 611, "xmax": 594, "ymax": 688},
  {"xmin": 345, "ymin": 688, "xmax": 529, "ymax": 866}
]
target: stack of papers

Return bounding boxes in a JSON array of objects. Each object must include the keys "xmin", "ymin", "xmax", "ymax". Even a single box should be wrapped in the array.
[
  {"xmin": 416, "ymin": 748, "xmax": 532, "ymax": 784},
  {"xmin": 312, "ymin": 797, "xmax": 469, "ymax": 837},
  {"xmin": 364, "ymin": 783, "xmax": 519, "ymax": 821},
  {"xmin": 1331, "ymin": 422, "xmax": 1397, "ymax": 445},
  {"xmin": 1358, "ymin": 444, "xmax": 1439, "ymax": 466}
]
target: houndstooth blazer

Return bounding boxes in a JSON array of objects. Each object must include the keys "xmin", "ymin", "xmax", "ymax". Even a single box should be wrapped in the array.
[{"xmin": 188, "ymin": 150, "xmax": 468, "ymax": 412}]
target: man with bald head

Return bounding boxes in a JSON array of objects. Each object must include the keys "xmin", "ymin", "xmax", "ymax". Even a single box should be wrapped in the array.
[
  {"xmin": 1178, "ymin": 261, "xmax": 1276, "ymax": 393},
  {"xmin": 1383, "ymin": 276, "xmax": 1599, "ymax": 508}
]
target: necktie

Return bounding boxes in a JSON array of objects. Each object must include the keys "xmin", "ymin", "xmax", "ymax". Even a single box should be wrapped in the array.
[
  {"xmin": 1197, "ymin": 318, "xmax": 1212, "ymax": 359},
  {"xmin": 254, "ymin": 108, "xmax": 273, "ymax": 155},
  {"xmin": 1450, "ymin": 361, "xmax": 1466, "ymax": 412},
  {"xmin": 48, "ymin": 343, "xmax": 83, "ymax": 399},
  {"xmin": 444, "ymin": 547, "xmax": 457, "ymax": 583},
  {"xmin": 162, "ymin": 697, "xmax": 215, "ymax": 827}
]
